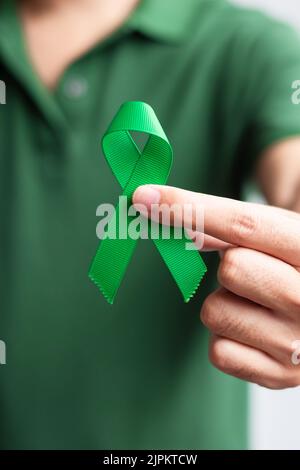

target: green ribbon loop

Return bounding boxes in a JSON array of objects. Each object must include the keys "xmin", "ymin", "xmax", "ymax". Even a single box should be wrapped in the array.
[{"xmin": 89, "ymin": 101, "xmax": 207, "ymax": 304}]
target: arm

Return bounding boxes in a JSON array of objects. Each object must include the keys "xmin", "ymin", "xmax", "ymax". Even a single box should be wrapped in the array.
[{"xmin": 257, "ymin": 138, "xmax": 300, "ymax": 212}]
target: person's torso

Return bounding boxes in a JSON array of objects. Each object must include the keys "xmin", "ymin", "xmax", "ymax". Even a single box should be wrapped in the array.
[{"xmin": 0, "ymin": 0, "xmax": 248, "ymax": 449}]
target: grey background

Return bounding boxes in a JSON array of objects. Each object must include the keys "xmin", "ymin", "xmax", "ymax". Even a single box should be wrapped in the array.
[{"xmin": 231, "ymin": 0, "xmax": 300, "ymax": 450}]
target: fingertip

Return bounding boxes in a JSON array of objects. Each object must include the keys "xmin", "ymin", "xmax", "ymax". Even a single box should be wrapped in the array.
[{"xmin": 132, "ymin": 185, "xmax": 161, "ymax": 208}]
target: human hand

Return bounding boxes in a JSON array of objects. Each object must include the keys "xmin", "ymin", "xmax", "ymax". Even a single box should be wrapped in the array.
[{"xmin": 133, "ymin": 185, "xmax": 300, "ymax": 389}]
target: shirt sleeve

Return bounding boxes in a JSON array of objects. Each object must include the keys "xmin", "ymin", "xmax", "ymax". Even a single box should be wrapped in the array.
[
  {"xmin": 229, "ymin": 10, "xmax": 300, "ymax": 177},
  {"xmin": 250, "ymin": 20, "xmax": 300, "ymax": 155}
]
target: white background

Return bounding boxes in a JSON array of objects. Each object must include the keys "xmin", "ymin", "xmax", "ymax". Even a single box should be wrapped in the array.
[{"xmin": 230, "ymin": 0, "xmax": 300, "ymax": 450}]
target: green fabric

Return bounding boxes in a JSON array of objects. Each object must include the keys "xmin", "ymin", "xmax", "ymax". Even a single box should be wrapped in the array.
[
  {"xmin": 1, "ymin": 0, "xmax": 300, "ymax": 450},
  {"xmin": 89, "ymin": 101, "xmax": 207, "ymax": 303}
]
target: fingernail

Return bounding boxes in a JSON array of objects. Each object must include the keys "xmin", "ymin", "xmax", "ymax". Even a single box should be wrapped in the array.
[{"xmin": 133, "ymin": 185, "xmax": 161, "ymax": 210}]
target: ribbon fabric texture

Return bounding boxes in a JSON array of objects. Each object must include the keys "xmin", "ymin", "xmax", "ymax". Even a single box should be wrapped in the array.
[{"xmin": 89, "ymin": 101, "xmax": 207, "ymax": 304}]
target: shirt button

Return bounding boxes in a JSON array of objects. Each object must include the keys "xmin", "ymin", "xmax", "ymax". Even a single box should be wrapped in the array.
[{"xmin": 63, "ymin": 77, "xmax": 88, "ymax": 99}]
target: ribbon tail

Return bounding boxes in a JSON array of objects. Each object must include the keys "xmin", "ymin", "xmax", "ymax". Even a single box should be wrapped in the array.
[
  {"xmin": 89, "ymin": 208, "xmax": 138, "ymax": 304},
  {"xmin": 153, "ymin": 232, "xmax": 207, "ymax": 303}
]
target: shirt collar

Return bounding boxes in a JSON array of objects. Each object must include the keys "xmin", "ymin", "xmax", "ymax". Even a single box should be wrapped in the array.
[{"xmin": 127, "ymin": 0, "xmax": 206, "ymax": 43}]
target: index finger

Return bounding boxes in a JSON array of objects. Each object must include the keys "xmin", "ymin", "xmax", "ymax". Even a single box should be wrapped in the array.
[{"xmin": 133, "ymin": 185, "xmax": 300, "ymax": 266}]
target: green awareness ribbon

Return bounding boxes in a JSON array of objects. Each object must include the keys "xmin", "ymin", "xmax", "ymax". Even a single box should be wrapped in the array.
[{"xmin": 89, "ymin": 101, "xmax": 207, "ymax": 304}]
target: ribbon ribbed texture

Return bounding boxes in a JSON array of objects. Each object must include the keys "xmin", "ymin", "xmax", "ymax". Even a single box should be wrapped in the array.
[{"xmin": 89, "ymin": 101, "xmax": 207, "ymax": 304}]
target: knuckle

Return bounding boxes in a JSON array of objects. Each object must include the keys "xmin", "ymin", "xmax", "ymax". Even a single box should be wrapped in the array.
[
  {"xmin": 201, "ymin": 292, "xmax": 225, "ymax": 332},
  {"xmin": 285, "ymin": 372, "xmax": 300, "ymax": 389},
  {"xmin": 273, "ymin": 369, "xmax": 300, "ymax": 390},
  {"xmin": 209, "ymin": 339, "xmax": 248, "ymax": 380},
  {"xmin": 283, "ymin": 290, "xmax": 300, "ymax": 313},
  {"xmin": 261, "ymin": 378, "xmax": 285, "ymax": 390},
  {"xmin": 209, "ymin": 337, "xmax": 233, "ymax": 372},
  {"xmin": 209, "ymin": 337, "xmax": 300, "ymax": 389},
  {"xmin": 259, "ymin": 365, "xmax": 300, "ymax": 390},
  {"xmin": 217, "ymin": 248, "xmax": 240, "ymax": 288},
  {"xmin": 229, "ymin": 209, "xmax": 258, "ymax": 244},
  {"xmin": 260, "ymin": 365, "xmax": 293, "ymax": 390}
]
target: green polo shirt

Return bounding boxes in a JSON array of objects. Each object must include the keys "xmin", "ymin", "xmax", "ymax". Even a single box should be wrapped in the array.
[{"xmin": 1, "ymin": 0, "xmax": 300, "ymax": 450}]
